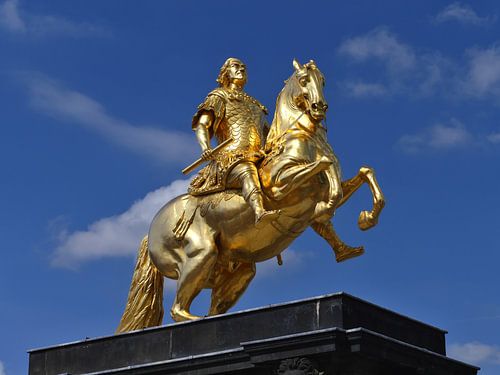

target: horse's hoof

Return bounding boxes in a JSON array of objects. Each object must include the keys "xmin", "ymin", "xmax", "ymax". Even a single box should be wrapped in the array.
[
  {"xmin": 170, "ymin": 306, "xmax": 202, "ymax": 322},
  {"xmin": 255, "ymin": 210, "xmax": 280, "ymax": 228},
  {"xmin": 335, "ymin": 246, "xmax": 364, "ymax": 263},
  {"xmin": 358, "ymin": 210, "xmax": 377, "ymax": 231}
]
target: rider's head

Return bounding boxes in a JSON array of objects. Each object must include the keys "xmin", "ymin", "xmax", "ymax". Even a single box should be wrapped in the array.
[{"xmin": 217, "ymin": 58, "xmax": 247, "ymax": 88}]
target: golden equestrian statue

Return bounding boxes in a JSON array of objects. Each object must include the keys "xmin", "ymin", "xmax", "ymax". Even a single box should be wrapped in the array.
[{"xmin": 117, "ymin": 58, "xmax": 385, "ymax": 332}]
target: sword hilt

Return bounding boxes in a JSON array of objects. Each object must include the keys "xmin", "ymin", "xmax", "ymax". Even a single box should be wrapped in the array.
[{"xmin": 182, "ymin": 137, "xmax": 234, "ymax": 175}]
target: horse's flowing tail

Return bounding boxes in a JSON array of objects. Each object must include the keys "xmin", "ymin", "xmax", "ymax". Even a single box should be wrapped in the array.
[{"xmin": 116, "ymin": 236, "xmax": 164, "ymax": 333}]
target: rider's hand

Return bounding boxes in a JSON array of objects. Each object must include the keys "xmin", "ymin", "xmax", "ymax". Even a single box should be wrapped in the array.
[{"xmin": 201, "ymin": 148, "xmax": 214, "ymax": 161}]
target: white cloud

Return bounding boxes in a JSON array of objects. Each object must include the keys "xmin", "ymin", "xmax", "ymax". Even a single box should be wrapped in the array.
[
  {"xmin": 487, "ymin": 133, "xmax": 500, "ymax": 143},
  {"xmin": 463, "ymin": 45, "xmax": 500, "ymax": 98},
  {"xmin": 397, "ymin": 120, "xmax": 473, "ymax": 153},
  {"xmin": 23, "ymin": 73, "xmax": 197, "ymax": 164},
  {"xmin": 0, "ymin": 361, "xmax": 5, "ymax": 375},
  {"xmin": 337, "ymin": 28, "xmax": 451, "ymax": 98},
  {"xmin": 337, "ymin": 27, "xmax": 500, "ymax": 104},
  {"xmin": 427, "ymin": 122, "xmax": 472, "ymax": 148},
  {"xmin": 29, "ymin": 14, "xmax": 108, "ymax": 38},
  {"xmin": 337, "ymin": 28, "xmax": 500, "ymax": 151},
  {"xmin": 52, "ymin": 179, "xmax": 190, "ymax": 268},
  {"xmin": 344, "ymin": 82, "xmax": 388, "ymax": 98},
  {"xmin": 0, "ymin": 0, "xmax": 24, "ymax": 32},
  {"xmin": 434, "ymin": 3, "xmax": 493, "ymax": 26},
  {"xmin": 0, "ymin": 0, "xmax": 108, "ymax": 37},
  {"xmin": 449, "ymin": 342, "xmax": 500, "ymax": 365},
  {"xmin": 417, "ymin": 53, "xmax": 454, "ymax": 96},
  {"xmin": 338, "ymin": 28, "xmax": 416, "ymax": 73}
]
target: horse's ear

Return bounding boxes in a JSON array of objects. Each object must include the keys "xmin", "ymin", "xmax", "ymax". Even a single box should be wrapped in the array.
[
  {"xmin": 293, "ymin": 59, "xmax": 302, "ymax": 71},
  {"xmin": 309, "ymin": 59, "xmax": 317, "ymax": 68}
]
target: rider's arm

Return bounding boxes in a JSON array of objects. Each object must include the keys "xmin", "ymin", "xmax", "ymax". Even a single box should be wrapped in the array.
[
  {"xmin": 194, "ymin": 111, "xmax": 215, "ymax": 160},
  {"xmin": 195, "ymin": 111, "xmax": 214, "ymax": 151}
]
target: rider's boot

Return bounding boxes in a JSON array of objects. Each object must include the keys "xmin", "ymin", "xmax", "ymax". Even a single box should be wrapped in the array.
[
  {"xmin": 236, "ymin": 162, "xmax": 280, "ymax": 227},
  {"xmin": 248, "ymin": 190, "xmax": 280, "ymax": 227}
]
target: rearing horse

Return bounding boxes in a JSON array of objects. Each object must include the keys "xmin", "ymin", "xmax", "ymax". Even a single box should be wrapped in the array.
[{"xmin": 117, "ymin": 59, "xmax": 385, "ymax": 332}]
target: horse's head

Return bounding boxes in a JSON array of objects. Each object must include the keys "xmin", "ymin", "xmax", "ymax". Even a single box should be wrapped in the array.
[
  {"xmin": 267, "ymin": 59, "xmax": 329, "ymax": 146},
  {"xmin": 291, "ymin": 59, "xmax": 328, "ymax": 122}
]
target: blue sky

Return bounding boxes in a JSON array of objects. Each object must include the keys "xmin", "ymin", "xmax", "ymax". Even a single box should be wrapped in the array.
[{"xmin": 1, "ymin": 1, "xmax": 500, "ymax": 374}]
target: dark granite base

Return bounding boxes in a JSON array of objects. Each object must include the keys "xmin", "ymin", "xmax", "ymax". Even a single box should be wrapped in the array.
[{"xmin": 28, "ymin": 292, "xmax": 479, "ymax": 375}]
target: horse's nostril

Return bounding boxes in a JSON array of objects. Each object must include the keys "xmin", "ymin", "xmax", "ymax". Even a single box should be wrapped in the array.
[{"xmin": 312, "ymin": 103, "xmax": 318, "ymax": 110}]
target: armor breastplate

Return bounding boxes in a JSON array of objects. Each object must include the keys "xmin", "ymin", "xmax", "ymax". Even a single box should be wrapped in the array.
[{"xmin": 217, "ymin": 95, "xmax": 265, "ymax": 153}]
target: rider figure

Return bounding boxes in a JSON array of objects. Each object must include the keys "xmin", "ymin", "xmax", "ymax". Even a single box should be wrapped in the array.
[{"xmin": 189, "ymin": 57, "xmax": 279, "ymax": 225}]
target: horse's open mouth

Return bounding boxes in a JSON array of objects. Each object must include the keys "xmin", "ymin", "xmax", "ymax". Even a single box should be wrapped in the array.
[{"xmin": 310, "ymin": 110, "xmax": 326, "ymax": 121}]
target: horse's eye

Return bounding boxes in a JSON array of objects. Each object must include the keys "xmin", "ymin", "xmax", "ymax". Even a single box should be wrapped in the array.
[{"xmin": 299, "ymin": 77, "xmax": 308, "ymax": 86}]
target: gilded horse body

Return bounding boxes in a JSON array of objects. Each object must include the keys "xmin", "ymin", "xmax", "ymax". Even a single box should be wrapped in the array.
[{"xmin": 117, "ymin": 60, "xmax": 385, "ymax": 332}]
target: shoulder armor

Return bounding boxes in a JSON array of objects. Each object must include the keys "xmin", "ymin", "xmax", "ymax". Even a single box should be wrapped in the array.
[
  {"xmin": 192, "ymin": 88, "xmax": 226, "ymax": 130},
  {"xmin": 207, "ymin": 87, "xmax": 229, "ymax": 101}
]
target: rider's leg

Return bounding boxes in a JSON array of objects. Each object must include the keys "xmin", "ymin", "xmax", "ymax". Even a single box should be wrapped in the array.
[
  {"xmin": 311, "ymin": 220, "xmax": 364, "ymax": 263},
  {"xmin": 228, "ymin": 162, "xmax": 279, "ymax": 225},
  {"xmin": 208, "ymin": 262, "xmax": 256, "ymax": 316}
]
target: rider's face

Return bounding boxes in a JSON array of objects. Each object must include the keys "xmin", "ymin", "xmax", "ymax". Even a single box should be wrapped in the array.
[{"xmin": 227, "ymin": 60, "xmax": 247, "ymax": 86}]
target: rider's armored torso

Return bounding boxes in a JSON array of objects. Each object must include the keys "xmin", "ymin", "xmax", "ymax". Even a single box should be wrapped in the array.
[
  {"xmin": 214, "ymin": 89, "xmax": 266, "ymax": 154},
  {"xmin": 189, "ymin": 87, "xmax": 268, "ymax": 196}
]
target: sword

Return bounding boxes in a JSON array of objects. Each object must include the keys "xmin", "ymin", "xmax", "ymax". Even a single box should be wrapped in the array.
[{"xmin": 182, "ymin": 138, "xmax": 234, "ymax": 175}]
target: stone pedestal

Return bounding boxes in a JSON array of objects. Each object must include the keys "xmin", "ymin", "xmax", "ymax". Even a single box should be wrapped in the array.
[{"xmin": 28, "ymin": 292, "xmax": 479, "ymax": 374}]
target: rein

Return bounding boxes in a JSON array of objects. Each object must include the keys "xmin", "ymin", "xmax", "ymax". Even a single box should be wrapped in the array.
[
  {"xmin": 266, "ymin": 110, "xmax": 305, "ymax": 148},
  {"xmin": 266, "ymin": 71, "xmax": 328, "ymax": 155}
]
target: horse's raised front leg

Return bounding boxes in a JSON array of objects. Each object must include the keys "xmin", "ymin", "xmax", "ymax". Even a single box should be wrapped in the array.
[
  {"xmin": 171, "ymin": 234, "xmax": 218, "ymax": 322},
  {"xmin": 338, "ymin": 166, "xmax": 385, "ymax": 231},
  {"xmin": 208, "ymin": 262, "xmax": 256, "ymax": 316},
  {"xmin": 311, "ymin": 221, "xmax": 364, "ymax": 262}
]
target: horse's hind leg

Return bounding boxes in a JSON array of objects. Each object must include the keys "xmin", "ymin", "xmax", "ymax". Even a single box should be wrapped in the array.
[
  {"xmin": 171, "ymin": 234, "xmax": 218, "ymax": 322},
  {"xmin": 208, "ymin": 262, "xmax": 256, "ymax": 316}
]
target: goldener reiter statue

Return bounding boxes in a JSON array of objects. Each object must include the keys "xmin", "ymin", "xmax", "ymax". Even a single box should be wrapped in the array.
[{"xmin": 117, "ymin": 58, "xmax": 385, "ymax": 332}]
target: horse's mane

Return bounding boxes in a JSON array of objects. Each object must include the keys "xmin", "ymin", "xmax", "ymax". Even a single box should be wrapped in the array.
[{"xmin": 267, "ymin": 73, "xmax": 302, "ymax": 146}]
